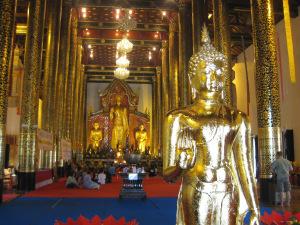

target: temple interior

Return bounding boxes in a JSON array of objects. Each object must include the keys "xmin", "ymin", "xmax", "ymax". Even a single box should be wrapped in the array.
[{"xmin": 0, "ymin": 0, "xmax": 300, "ymax": 224}]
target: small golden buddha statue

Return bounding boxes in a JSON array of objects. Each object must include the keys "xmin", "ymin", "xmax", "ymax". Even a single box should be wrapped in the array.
[
  {"xmin": 89, "ymin": 122, "xmax": 103, "ymax": 150},
  {"xmin": 135, "ymin": 124, "xmax": 147, "ymax": 153},
  {"xmin": 110, "ymin": 95, "xmax": 129, "ymax": 150},
  {"xmin": 163, "ymin": 26, "xmax": 259, "ymax": 225}
]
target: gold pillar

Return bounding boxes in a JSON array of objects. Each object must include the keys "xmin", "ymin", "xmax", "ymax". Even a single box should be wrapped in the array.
[
  {"xmin": 192, "ymin": 0, "xmax": 208, "ymax": 53},
  {"xmin": 76, "ymin": 65, "xmax": 84, "ymax": 154},
  {"xmin": 155, "ymin": 67, "xmax": 163, "ymax": 155},
  {"xmin": 18, "ymin": 0, "xmax": 46, "ymax": 191},
  {"xmin": 52, "ymin": 0, "xmax": 63, "ymax": 171},
  {"xmin": 65, "ymin": 12, "xmax": 78, "ymax": 140},
  {"xmin": 78, "ymin": 67, "xmax": 85, "ymax": 153},
  {"xmin": 152, "ymin": 67, "xmax": 162, "ymax": 156},
  {"xmin": 81, "ymin": 76, "xmax": 87, "ymax": 150},
  {"xmin": 178, "ymin": 1, "xmax": 193, "ymax": 106},
  {"xmin": 56, "ymin": 1, "xmax": 71, "ymax": 171},
  {"xmin": 42, "ymin": 0, "xmax": 62, "ymax": 132},
  {"xmin": 213, "ymin": 0, "xmax": 232, "ymax": 106},
  {"xmin": 161, "ymin": 41, "xmax": 169, "ymax": 116},
  {"xmin": 61, "ymin": 4, "xmax": 72, "ymax": 139},
  {"xmin": 72, "ymin": 40, "xmax": 82, "ymax": 153},
  {"xmin": 152, "ymin": 76, "xmax": 157, "ymax": 155},
  {"xmin": 168, "ymin": 22, "xmax": 179, "ymax": 110},
  {"xmin": 0, "ymin": 0, "xmax": 16, "ymax": 201},
  {"xmin": 251, "ymin": 0, "xmax": 281, "ymax": 202}
]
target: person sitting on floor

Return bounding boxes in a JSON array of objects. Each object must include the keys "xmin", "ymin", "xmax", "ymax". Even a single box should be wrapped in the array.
[
  {"xmin": 97, "ymin": 168, "xmax": 106, "ymax": 185},
  {"xmin": 65, "ymin": 172, "xmax": 79, "ymax": 188},
  {"xmin": 83, "ymin": 170, "xmax": 100, "ymax": 190}
]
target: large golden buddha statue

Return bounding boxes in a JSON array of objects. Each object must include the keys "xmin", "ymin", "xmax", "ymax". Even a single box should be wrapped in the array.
[
  {"xmin": 163, "ymin": 26, "xmax": 259, "ymax": 225},
  {"xmin": 135, "ymin": 124, "xmax": 147, "ymax": 153},
  {"xmin": 89, "ymin": 122, "xmax": 103, "ymax": 150},
  {"xmin": 110, "ymin": 95, "xmax": 129, "ymax": 150}
]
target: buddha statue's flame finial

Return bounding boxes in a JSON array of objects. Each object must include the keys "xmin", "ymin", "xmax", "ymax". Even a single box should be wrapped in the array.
[{"xmin": 201, "ymin": 24, "xmax": 210, "ymax": 44}]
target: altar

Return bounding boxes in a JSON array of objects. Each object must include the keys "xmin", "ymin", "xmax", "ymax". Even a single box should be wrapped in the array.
[
  {"xmin": 86, "ymin": 79, "xmax": 151, "ymax": 160},
  {"xmin": 119, "ymin": 172, "xmax": 147, "ymax": 200}
]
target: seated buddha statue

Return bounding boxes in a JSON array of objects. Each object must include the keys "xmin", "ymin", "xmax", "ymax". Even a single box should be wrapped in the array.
[
  {"xmin": 163, "ymin": 26, "xmax": 259, "ymax": 225},
  {"xmin": 89, "ymin": 122, "xmax": 103, "ymax": 150},
  {"xmin": 135, "ymin": 124, "xmax": 147, "ymax": 153}
]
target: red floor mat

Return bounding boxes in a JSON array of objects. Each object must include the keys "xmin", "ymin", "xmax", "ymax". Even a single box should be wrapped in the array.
[{"xmin": 24, "ymin": 176, "xmax": 180, "ymax": 198}]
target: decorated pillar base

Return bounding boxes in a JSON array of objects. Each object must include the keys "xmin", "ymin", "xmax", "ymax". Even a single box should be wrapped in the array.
[
  {"xmin": 260, "ymin": 178, "xmax": 276, "ymax": 204},
  {"xmin": 17, "ymin": 172, "xmax": 35, "ymax": 192},
  {"xmin": 57, "ymin": 167, "xmax": 64, "ymax": 177},
  {"xmin": 0, "ymin": 179, "xmax": 3, "ymax": 203}
]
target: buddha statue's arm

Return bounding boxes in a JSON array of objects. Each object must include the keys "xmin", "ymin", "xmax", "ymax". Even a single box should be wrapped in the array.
[
  {"xmin": 163, "ymin": 114, "xmax": 182, "ymax": 182},
  {"xmin": 123, "ymin": 108, "xmax": 129, "ymax": 136},
  {"xmin": 99, "ymin": 130, "xmax": 103, "ymax": 141},
  {"xmin": 135, "ymin": 130, "xmax": 139, "ymax": 141},
  {"xmin": 233, "ymin": 114, "xmax": 259, "ymax": 224},
  {"xmin": 109, "ymin": 107, "xmax": 114, "ymax": 121}
]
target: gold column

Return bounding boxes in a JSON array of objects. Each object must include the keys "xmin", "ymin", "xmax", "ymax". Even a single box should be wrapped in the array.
[
  {"xmin": 152, "ymin": 76, "xmax": 157, "ymax": 155},
  {"xmin": 76, "ymin": 65, "xmax": 84, "ymax": 155},
  {"xmin": 65, "ymin": 12, "xmax": 78, "ymax": 140},
  {"xmin": 52, "ymin": 0, "xmax": 63, "ymax": 172},
  {"xmin": 72, "ymin": 40, "xmax": 82, "ymax": 154},
  {"xmin": 56, "ymin": 1, "xmax": 71, "ymax": 172},
  {"xmin": 61, "ymin": 3, "xmax": 72, "ymax": 139},
  {"xmin": 81, "ymin": 75, "xmax": 87, "ymax": 151},
  {"xmin": 250, "ymin": 0, "xmax": 281, "ymax": 203},
  {"xmin": 192, "ymin": 0, "xmax": 208, "ymax": 53},
  {"xmin": 161, "ymin": 41, "xmax": 169, "ymax": 116},
  {"xmin": 178, "ymin": 1, "xmax": 193, "ymax": 106},
  {"xmin": 0, "ymin": 0, "xmax": 16, "ymax": 201},
  {"xmin": 156, "ymin": 67, "xmax": 162, "ymax": 156},
  {"xmin": 78, "ymin": 68, "xmax": 85, "ymax": 153},
  {"xmin": 42, "ymin": 0, "xmax": 62, "ymax": 132},
  {"xmin": 213, "ymin": 0, "xmax": 232, "ymax": 106},
  {"xmin": 18, "ymin": 0, "xmax": 46, "ymax": 191},
  {"xmin": 168, "ymin": 22, "xmax": 179, "ymax": 110}
]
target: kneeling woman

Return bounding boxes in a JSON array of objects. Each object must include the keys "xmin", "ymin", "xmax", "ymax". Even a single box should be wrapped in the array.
[{"xmin": 83, "ymin": 170, "xmax": 100, "ymax": 190}]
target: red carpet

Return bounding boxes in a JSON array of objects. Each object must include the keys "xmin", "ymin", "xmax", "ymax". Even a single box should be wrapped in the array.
[
  {"xmin": 24, "ymin": 176, "xmax": 180, "ymax": 198},
  {"xmin": 3, "ymin": 193, "xmax": 19, "ymax": 202}
]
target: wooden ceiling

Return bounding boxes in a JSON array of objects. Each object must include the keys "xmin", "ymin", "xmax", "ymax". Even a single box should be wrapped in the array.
[{"xmin": 15, "ymin": 0, "xmax": 300, "ymax": 83}]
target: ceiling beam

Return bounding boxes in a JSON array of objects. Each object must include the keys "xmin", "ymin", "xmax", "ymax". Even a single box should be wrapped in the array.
[
  {"xmin": 82, "ymin": 38, "xmax": 162, "ymax": 47},
  {"xmin": 78, "ymin": 21, "xmax": 168, "ymax": 32},
  {"xmin": 74, "ymin": 0, "xmax": 178, "ymax": 10}
]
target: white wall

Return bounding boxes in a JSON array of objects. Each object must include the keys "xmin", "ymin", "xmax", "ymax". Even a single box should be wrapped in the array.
[{"xmin": 233, "ymin": 10, "xmax": 300, "ymax": 162}]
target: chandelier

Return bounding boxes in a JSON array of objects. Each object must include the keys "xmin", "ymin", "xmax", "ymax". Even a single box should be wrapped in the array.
[
  {"xmin": 114, "ymin": 9, "xmax": 136, "ymax": 80},
  {"xmin": 116, "ymin": 37, "xmax": 133, "ymax": 54},
  {"xmin": 114, "ymin": 67, "xmax": 130, "ymax": 79},
  {"xmin": 116, "ymin": 55, "xmax": 130, "ymax": 68},
  {"xmin": 118, "ymin": 9, "xmax": 137, "ymax": 31}
]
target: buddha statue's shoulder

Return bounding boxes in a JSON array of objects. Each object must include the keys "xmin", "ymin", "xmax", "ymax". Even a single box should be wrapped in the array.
[{"xmin": 166, "ymin": 106, "xmax": 197, "ymax": 118}]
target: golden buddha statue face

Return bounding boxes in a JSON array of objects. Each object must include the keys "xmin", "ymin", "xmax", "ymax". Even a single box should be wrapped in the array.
[
  {"xmin": 188, "ymin": 25, "xmax": 225, "ymax": 100},
  {"xmin": 93, "ymin": 122, "xmax": 100, "ymax": 130},
  {"xmin": 116, "ymin": 96, "xmax": 122, "ymax": 106},
  {"xmin": 190, "ymin": 60, "xmax": 223, "ymax": 96},
  {"xmin": 139, "ymin": 124, "xmax": 145, "ymax": 131}
]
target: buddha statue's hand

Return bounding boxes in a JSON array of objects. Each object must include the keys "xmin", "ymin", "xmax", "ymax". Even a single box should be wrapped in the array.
[{"xmin": 178, "ymin": 150, "xmax": 192, "ymax": 169}]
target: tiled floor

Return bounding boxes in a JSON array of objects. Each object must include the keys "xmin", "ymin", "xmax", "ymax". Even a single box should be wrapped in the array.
[{"xmin": 263, "ymin": 185, "xmax": 300, "ymax": 213}]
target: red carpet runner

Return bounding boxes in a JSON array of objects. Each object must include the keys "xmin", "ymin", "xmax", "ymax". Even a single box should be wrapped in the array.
[{"xmin": 24, "ymin": 176, "xmax": 181, "ymax": 198}]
